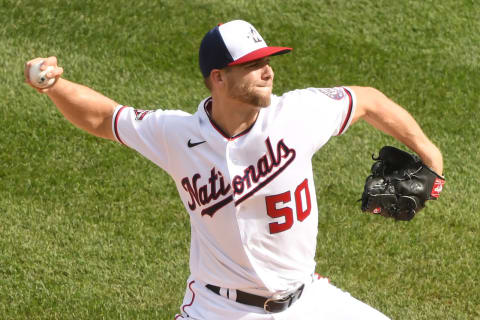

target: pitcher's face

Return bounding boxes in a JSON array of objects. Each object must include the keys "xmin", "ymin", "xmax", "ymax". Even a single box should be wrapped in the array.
[{"xmin": 224, "ymin": 57, "xmax": 274, "ymax": 108}]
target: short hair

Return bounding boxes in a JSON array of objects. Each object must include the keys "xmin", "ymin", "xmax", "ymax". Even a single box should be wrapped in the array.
[
  {"xmin": 203, "ymin": 66, "xmax": 234, "ymax": 92},
  {"xmin": 204, "ymin": 76, "xmax": 212, "ymax": 91}
]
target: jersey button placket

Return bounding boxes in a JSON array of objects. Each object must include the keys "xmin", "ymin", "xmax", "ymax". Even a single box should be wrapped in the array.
[
  {"xmin": 225, "ymin": 140, "xmax": 249, "ymax": 242},
  {"xmin": 225, "ymin": 140, "xmax": 243, "ymax": 203}
]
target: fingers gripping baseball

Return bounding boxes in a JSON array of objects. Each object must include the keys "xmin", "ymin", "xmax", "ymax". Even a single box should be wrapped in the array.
[{"xmin": 24, "ymin": 56, "xmax": 64, "ymax": 92}]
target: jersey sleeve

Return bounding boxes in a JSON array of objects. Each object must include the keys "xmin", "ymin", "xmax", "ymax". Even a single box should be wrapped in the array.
[
  {"xmin": 112, "ymin": 105, "xmax": 186, "ymax": 172},
  {"xmin": 280, "ymin": 87, "xmax": 356, "ymax": 153},
  {"xmin": 331, "ymin": 87, "xmax": 356, "ymax": 136}
]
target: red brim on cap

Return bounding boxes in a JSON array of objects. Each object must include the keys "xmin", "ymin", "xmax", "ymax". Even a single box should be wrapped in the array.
[{"xmin": 228, "ymin": 46, "xmax": 292, "ymax": 66}]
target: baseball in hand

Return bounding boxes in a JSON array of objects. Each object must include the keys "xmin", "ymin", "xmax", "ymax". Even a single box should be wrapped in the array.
[{"xmin": 29, "ymin": 60, "xmax": 55, "ymax": 88}]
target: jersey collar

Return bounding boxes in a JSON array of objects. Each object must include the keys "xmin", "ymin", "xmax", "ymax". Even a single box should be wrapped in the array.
[{"xmin": 200, "ymin": 97, "xmax": 262, "ymax": 141}]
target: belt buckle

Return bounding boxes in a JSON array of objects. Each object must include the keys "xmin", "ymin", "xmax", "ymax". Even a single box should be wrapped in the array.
[{"xmin": 263, "ymin": 293, "xmax": 291, "ymax": 313}]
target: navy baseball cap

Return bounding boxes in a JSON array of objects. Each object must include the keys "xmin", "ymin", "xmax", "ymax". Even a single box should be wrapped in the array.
[{"xmin": 199, "ymin": 20, "xmax": 292, "ymax": 78}]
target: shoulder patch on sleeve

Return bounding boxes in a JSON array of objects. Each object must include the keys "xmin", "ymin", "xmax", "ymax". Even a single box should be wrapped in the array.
[
  {"xmin": 133, "ymin": 109, "xmax": 154, "ymax": 121},
  {"xmin": 317, "ymin": 87, "xmax": 345, "ymax": 100}
]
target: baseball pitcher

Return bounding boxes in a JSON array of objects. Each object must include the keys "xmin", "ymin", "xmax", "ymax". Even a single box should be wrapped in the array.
[{"xmin": 25, "ymin": 20, "xmax": 444, "ymax": 319}]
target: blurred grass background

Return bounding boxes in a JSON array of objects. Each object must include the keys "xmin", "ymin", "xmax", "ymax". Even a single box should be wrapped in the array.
[{"xmin": 1, "ymin": 0, "xmax": 479, "ymax": 319}]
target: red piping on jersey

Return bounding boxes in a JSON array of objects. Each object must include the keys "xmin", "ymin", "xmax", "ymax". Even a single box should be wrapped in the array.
[
  {"xmin": 314, "ymin": 272, "xmax": 331, "ymax": 283},
  {"xmin": 180, "ymin": 280, "xmax": 196, "ymax": 317},
  {"xmin": 338, "ymin": 88, "xmax": 353, "ymax": 135},
  {"xmin": 114, "ymin": 106, "xmax": 127, "ymax": 145},
  {"xmin": 203, "ymin": 98, "xmax": 256, "ymax": 140}
]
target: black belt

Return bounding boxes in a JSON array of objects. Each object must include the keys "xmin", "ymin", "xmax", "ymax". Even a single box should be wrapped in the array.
[{"xmin": 206, "ymin": 283, "xmax": 305, "ymax": 313}]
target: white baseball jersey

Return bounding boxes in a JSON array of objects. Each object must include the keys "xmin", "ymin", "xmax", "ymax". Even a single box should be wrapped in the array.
[{"xmin": 112, "ymin": 87, "xmax": 356, "ymax": 297}]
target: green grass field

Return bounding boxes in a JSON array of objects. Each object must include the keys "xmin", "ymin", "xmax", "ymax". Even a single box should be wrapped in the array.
[{"xmin": 1, "ymin": 0, "xmax": 479, "ymax": 319}]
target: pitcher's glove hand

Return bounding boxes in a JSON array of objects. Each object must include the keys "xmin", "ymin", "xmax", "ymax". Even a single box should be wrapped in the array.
[{"xmin": 361, "ymin": 146, "xmax": 445, "ymax": 221}]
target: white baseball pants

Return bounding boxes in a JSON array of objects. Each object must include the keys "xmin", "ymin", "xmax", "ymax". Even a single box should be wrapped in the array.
[{"xmin": 174, "ymin": 275, "xmax": 390, "ymax": 320}]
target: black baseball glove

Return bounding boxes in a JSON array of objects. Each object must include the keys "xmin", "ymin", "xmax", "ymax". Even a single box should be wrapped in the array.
[{"xmin": 361, "ymin": 146, "xmax": 445, "ymax": 221}]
